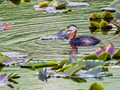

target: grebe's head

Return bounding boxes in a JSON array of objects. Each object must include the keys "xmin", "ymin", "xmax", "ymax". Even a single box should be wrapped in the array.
[
  {"xmin": 65, "ymin": 24, "xmax": 78, "ymax": 42},
  {"xmin": 66, "ymin": 24, "xmax": 77, "ymax": 32}
]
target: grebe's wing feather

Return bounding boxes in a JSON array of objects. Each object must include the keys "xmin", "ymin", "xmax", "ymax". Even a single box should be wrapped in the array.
[{"xmin": 69, "ymin": 36, "xmax": 101, "ymax": 46}]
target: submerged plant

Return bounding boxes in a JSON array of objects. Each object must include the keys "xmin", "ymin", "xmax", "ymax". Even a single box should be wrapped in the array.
[{"xmin": 89, "ymin": 12, "xmax": 114, "ymax": 34}]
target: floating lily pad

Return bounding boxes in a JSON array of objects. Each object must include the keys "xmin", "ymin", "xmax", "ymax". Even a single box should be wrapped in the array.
[
  {"xmin": 89, "ymin": 21, "xmax": 100, "ymax": 33},
  {"xmin": 98, "ymin": 52, "xmax": 111, "ymax": 61},
  {"xmin": 56, "ymin": 62, "xmax": 78, "ymax": 72},
  {"xmin": 85, "ymin": 66, "xmax": 102, "ymax": 76},
  {"xmin": 55, "ymin": 3, "xmax": 66, "ymax": 9},
  {"xmin": 100, "ymin": 20, "xmax": 112, "ymax": 34},
  {"xmin": 88, "ymin": 82, "xmax": 104, "ymax": 90},
  {"xmin": 0, "ymin": 65, "xmax": 4, "ymax": 72},
  {"xmin": 59, "ymin": 58, "xmax": 67, "ymax": 68},
  {"xmin": 21, "ymin": 0, "xmax": 30, "ymax": 2},
  {"xmin": 81, "ymin": 54, "xmax": 98, "ymax": 60},
  {"xmin": 10, "ymin": 0, "xmax": 21, "ymax": 5},
  {"xmin": 51, "ymin": 58, "xmax": 67, "ymax": 70},
  {"xmin": 89, "ymin": 12, "xmax": 101, "ymax": 22},
  {"xmin": 101, "ymin": 11, "xmax": 114, "ymax": 23},
  {"xmin": 69, "ymin": 78, "xmax": 87, "ymax": 83},
  {"xmin": 99, "ymin": 72, "xmax": 113, "ymax": 77},
  {"xmin": 70, "ymin": 63, "xmax": 86, "ymax": 76},
  {"xmin": 38, "ymin": 1, "xmax": 50, "ymax": 8},
  {"xmin": 112, "ymin": 48, "xmax": 120, "ymax": 60},
  {"xmin": 79, "ymin": 60, "xmax": 106, "ymax": 70},
  {"xmin": 21, "ymin": 60, "xmax": 58, "ymax": 69}
]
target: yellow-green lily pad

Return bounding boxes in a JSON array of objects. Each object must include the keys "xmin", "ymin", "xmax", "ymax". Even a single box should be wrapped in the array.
[
  {"xmin": 81, "ymin": 54, "xmax": 98, "ymax": 60},
  {"xmin": 10, "ymin": 0, "xmax": 21, "ymax": 5},
  {"xmin": 98, "ymin": 52, "xmax": 111, "ymax": 61},
  {"xmin": 101, "ymin": 11, "xmax": 114, "ymax": 23},
  {"xmin": 112, "ymin": 49, "xmax": 120, "ymax": 60},
  {"xmin": 88, "ymin": 82, "xmax": 104, "ymax": 90},
  {"xmin": 55, "ymin": 3, "xmax": 66, "ymax": 9}
]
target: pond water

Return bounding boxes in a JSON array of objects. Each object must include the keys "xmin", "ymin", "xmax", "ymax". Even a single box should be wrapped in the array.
[{"xmin": 0, "ymin": 0, "xmax": 120, "ymax": 90}]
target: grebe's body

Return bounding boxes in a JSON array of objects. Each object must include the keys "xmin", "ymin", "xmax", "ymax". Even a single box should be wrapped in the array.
[
  {"xmin": 65, "ymin": 24, "xmax": 101, "ymax": 54},
  {"xmin": 69, "ymin": 35, "xmax": 101, "ymax": 46}
]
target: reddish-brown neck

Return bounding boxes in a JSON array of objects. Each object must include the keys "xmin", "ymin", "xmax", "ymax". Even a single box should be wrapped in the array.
[{"xmin": 68, "ymin": 31, "xmax": 76, "ymax": 42}]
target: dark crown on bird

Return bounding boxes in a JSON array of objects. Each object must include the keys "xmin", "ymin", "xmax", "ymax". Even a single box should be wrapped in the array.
[{"xmin": 66, "ymin": 24, "xmax": 77, "ymax": 29}]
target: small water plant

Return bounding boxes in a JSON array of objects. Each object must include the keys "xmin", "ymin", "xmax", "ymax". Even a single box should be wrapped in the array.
[
  {"xmin": 0, "ymin": 73, "xmax": 20, "ymax": 88},
  {"xmin": 0, "ymin": 52, "xmax": 34, "ymax": 67},
  {"xmin": 81, "ymin": 43, "xmax": 120, "ymax": 62},
  {"xmin": 89, "ymin": 12, "xmax": 113, "ymax": 34},
  {"xmin": 89, "ymin": 11, "xmax": 120, "ymax": 36},
  {"xmin": 34, "ymin": 0, "xmax": 89, "ymax": 13}
]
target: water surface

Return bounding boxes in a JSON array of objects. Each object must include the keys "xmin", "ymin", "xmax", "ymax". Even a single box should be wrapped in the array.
[{"xmin": 0, "ymin": 0, "xmax": 120, "ymax": 90}]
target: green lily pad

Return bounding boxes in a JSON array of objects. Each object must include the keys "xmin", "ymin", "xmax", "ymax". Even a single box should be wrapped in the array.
[
  {"xmin": 81, "ymin": 54, "xmax": 98, "ymax": 60},
  {"xmin": 0, "ymin": 66, "xmax": 4, "ymax": 72},
  {"xmin": 112, "ymin": 48, "xmax": 120, "ymax": 60},
  {"xmin": 100, "ymin": 20, "xmax": 112, "ymax": 34},
  {"xmin": 55, "ymin": 3, "xmax": 66, "ymax": 9},
  {"xmin": 70, "ymin": 62, "xmax": 86, "ymax": 76},
  {"xmin": 98, "ymin": 52, "xmax": 111, "ymax": 61},
  {"xmin": 85, "ymin": 66, "xmax": 102, "ymax": 76},
  {"xmin": 38, "ymin": 1, "xmax": 50, "ymax": 8},
  {"xmin": 70, "ymin": 78, "xmax": 87, "ymax": 83},
  {"xmin": 56, "ymin": 62, "xmax": 78, "ymax": 72},
  {"xmin": 88, "ymin": 82, "xmax": 104, "ymax": 90},
  {"xmin": 101, "ymin": 12, "xmax": 114, "ymax": 23},
  {"xmin": 51, "ymin": 58, "xmax": 67, "ymax": 70},
  {"xmin": 21, "ymin": 60, "xmax": 58, "ymax": 69},
  {"xmin": 21, "ymin": 0, "xmax": 30, "ymax": 2},
  {"xmin": 99, "ymin": 72, "xmax": 113, "ymax": 77},
  {"xmin": 10, "ymin": 0, "xmax": 21, "ymax": 5},
  {"xmin": 89, "ymin": 21, "xmax": 100, "ymax": 33},
  {"xmin": 59, "ymin": 58, "xmax": 67, "ymax": 67},
  {"xmin": 89, "ymin": 12, "xmax": 101, "ymax": 22},
  {"xmin": 77, "ymin": 89, "xmax": 86, "ymax": 90}
]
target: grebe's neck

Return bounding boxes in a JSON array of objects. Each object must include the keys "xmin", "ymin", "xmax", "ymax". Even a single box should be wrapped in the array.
[{"xmin": 68, "ymin": 30, "xmax": 77, "ymax": 42}]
